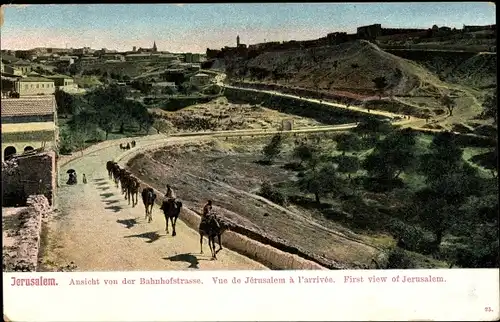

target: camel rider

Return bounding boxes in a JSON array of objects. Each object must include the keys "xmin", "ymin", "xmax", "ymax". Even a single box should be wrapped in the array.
[
  {"xmin": 164, "ymin": 184, "xmax": 176, "ymax": 207},
  {"xmin": 202, "ymin": 200, "xmax": 220, "ymax": 229},
  {"xmin": 202, "ymin": 200, "xmax": 213, "ymax": 217}
]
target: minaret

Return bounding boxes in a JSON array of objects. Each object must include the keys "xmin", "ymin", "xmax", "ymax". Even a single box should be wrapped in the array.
[
  {"xmin": 236, "ymin": 35, "xmax": 240, "ymax": 47},
  {"xmin": 153, "ymin": 41, "xmax": 157, "ymax": 52}
]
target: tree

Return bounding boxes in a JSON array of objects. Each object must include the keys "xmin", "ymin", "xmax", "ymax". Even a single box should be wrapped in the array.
[
  {"xmin": 335, "ymin": 155, "xmax": 360, "ymax": 179},
  {"xmin": 354, "ymin": 117, "xmax": 393, "ymax": 139},
  {"xmin": 84, "ymin": 84, "xmax": 128, "ymax": 139},
  {"xmin": 152, "ymin": 119, "xmax": 172, "ymax": 134},
  {"xmin": 298, "ymin": 163, "xmax": 341, "ymax": 203},
  {"xmin": 372, "ymin": 76, "xmax": 388, "ymax": 99},
  {"xmin": 336, "ymin": 133, "xmax": 364, "ymax": 153},
  {"xmin": 415, "ymin": 168, "xmax": 483, "ymax": 248},
  {"xmin": 262, "ymin": 133, "xmax": 284, "ymax": 164},
  {"xmin": 418, "ymin": 131, "xmax": 463, "ymax": 181},
  {"xmin": 482, "ymin": 89, "xmax": 497, "ymax": 125},
  {"xmin": 54, "ymin": 89, "xmax": 74, "ymax": 117},
  {"xmin": 363, "ymin": 128, "xmax": 417, "ymax": 181},
  {"xmin": 456, "ymin": 194, "xmax": 499, "ymax": 268},
  {"xmin": 440, "ymin": 94, "xmax": 456, "ymax": 116},
  {"xmin": 292, "ymin": 143, "xmax": 318, "ymax": 166}
]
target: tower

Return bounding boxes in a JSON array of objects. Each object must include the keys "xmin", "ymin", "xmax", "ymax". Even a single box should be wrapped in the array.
[
  {"xmin": 152, "ymin": 41, "xmax": 157, "ymax": 52},
  {"xmin": 236, "ymin": 35, "xmax": 240, "ymax": 47}
]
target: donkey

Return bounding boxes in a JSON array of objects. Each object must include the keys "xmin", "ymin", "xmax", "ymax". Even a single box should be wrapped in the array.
[
  {"xmin": 141, "ymin": 187, "xmax": 156, "ymax": 223},
  {"xmin": 160, "ymin": 198, "xmax": 183, "ymax": 237}
]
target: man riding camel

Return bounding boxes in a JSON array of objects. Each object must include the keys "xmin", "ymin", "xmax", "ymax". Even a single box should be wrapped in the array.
[
  {"xmin": 202, "ymin": 199, "xmax": 220, "ymax": 229},
  {"xmin": 165, "ymin": 184, "xmax": 176, "ymax": 200},
  {"xmin": 165, "ymin": 184, "xmax": 177, "ymax": 213},
  {"xmin": 202, "ymin": 200, "xmax": 213, "ymax": 217}
]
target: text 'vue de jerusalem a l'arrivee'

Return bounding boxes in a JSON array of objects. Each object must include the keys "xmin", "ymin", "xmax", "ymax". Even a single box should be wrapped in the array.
[{"xmin": 9, "ymin": 274, "xmax": 446, "ymax": 287}]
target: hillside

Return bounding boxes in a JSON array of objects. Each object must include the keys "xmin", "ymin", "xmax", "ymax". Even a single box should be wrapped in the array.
[
  {"xmin": 226, "ymin": 40, "xmax": 452, "ymax": 98},
  {"xmin": 446, "ymin": 53, "xmax": 497, "ymax": 88}
]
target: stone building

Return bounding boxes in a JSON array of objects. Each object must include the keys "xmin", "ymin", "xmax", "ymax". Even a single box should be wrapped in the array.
[
  {"xmin": 357, "ymin": 24, "xmax": 383, "ymax": 40},
  {"xmin": 14, "ymin": 76, "xmax": 56, "ymax": 96},
  {"xmin": 1, "ymin": 96, "xmax": 59, "ymax": 161},
  {"xmin": 190, "ymin": 73, "xmax": 210, "ymax": 87},
  {"xmin": 46, "ymin": 74, "xmax": 77, "ymax": 91},
  {"xmin": 8, "ymin": 60, "xmax": 32, "ymax": 75}
]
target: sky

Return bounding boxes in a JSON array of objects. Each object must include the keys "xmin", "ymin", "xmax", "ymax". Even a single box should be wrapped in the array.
[{"xmin": 1, "ymin": 3, "xmax": 496, "ymax": 53}]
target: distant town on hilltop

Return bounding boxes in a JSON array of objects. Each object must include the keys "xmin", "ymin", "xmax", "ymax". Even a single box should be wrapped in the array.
[{"xmin": 2, "ymin": 23, "xmax": 496, "ymax": 68}]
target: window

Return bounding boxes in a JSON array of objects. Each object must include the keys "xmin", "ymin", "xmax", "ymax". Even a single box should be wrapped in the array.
[
  {"xmin": 31, "ymin": 84, "xmax": 34, "ymax": 88},
  {"xmin": 42, "ymin": 84, "xmax": 45, "ymax": 88}
]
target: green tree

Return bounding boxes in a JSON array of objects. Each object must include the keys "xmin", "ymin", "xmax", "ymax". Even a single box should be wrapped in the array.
[
  {"xmin": 414, "ymin": 168, "xmax": 483, "ymax": 248},
  {"xmin": 336, "ymin": 133, "xmax": 364, "ymax": 153},
  {"xmin": 335, "ymin": 155, "xmax": 360, "ymax": 179},
  {"xmin": 372, "ymin": 76, "xmax": 388, "ymax": 99},
  {"xmin": 54, "ymin": 89, "xmax": 74, "ymax": 117},
  {"xmin": 354, "ymin": 117, "xmax": 393, "ymax": 139},
  {"xmin": 440, "ymin": 94, "xmax": 456, "ymax": 116},
  {"xmin": 363, "ymin": 128, "xmax": 417, "ymax": 181},
  {"xmin": 262, "ymin": 133, "xmax": 284, "ymax": 164},
  {"xmin": 298, "ymin": 163, "xmax": 341, "ymax": 203},
  {"xmin": 418, "ymin": 131, "xmax": 463, "ymax": 181},
  {"xmin": 152, "ymin": 119, "xmax": 171, "ymax": 134},
  {"xmin": 292, "ymin": 143, "xmax": 318, "ymax": 166},
  {"xmin": 482, "ymin": 89, "xmax": 497, "ymax": 125}
]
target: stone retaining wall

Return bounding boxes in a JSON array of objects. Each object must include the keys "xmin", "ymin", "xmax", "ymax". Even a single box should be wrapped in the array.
[
  {"xmin": 2, "ymin": 195, "xmax": 52, "ymax": 272},
  {"xmin": 2, "ymin": 151, "xmax": 56, "ymax": 206},
  {"xmin": 223, "ymin": 86, "xmax": 383, "ymax": 126}
]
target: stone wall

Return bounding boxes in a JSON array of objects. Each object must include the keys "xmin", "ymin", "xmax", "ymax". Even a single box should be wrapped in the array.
[
  {"xmin": 223, "ymin": 86, "xmax": 381, "ymax": 125},
  {"xmin": 2, "ymin": 195, "xmax": 52, "ymax": 272},
  {"xmin": 2, "ymin": 151, "xmax": 56, "ymax": 206}
]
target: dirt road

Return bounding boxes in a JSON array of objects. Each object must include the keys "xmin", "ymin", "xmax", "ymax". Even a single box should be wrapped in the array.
[{"xmin": 43, "ymin": 135, "xmax": 268, "ymax": 271}]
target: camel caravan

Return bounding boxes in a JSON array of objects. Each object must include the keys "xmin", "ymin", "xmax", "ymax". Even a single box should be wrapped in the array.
[{"xmin": 105, "ymin": 160, "xmax": 227, "ymax": 259}]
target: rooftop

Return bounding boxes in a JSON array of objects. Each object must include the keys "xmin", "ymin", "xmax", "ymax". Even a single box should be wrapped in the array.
[
  {"xmin": 126, "ymin": 54, "xmax": 152, "ymax": 57},
  {"xmin": 1, "ymin": 96, "xmax": 56, "ymax": 117},
  {"xmin": 18, "ymin": 76, "xmax": 54, "ymax": 82},
  {"xmin": 193, "ymin": 73, "xmax": 209, "ymax": 77},
  {"xmin": 46, "ymin": 74, "xmax": 73, "ymax": 79},
  {"xmin": 11, "ymin": 60, "xmax": 31, "ymax": 66}
]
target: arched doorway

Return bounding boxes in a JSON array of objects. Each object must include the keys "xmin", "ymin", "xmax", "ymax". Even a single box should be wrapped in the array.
[
  {"xmin": 24, "ymin": 146, "xmax": 34, "ymax": 152},
  {"xmin": 4, "ymin": 146, "xmax": 17, "ymax": 160}
]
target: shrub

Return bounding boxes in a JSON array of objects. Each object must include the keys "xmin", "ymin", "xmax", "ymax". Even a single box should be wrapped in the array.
[
  {"xmin": 259, "ymin": 181, "xmax": 289, "ymax": 206},
  {"xmin": 388, "ymin": 219, "xmax": 436, "ymax": 255},
  {"xmin": 385, "ymin": 247, "xmax": 419, "ymax": 269}
]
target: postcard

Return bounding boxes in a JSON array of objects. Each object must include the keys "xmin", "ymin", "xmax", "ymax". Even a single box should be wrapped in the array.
[{"xmin": 2, "ymin": 3, "xmax": 498, "ymax": 321}]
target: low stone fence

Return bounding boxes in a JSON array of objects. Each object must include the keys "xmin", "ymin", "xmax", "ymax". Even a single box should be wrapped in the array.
[
  {"xmin": 2, "ymin": 195, "xmax": 52, "ymax": 272},
  {"xmin": 114, "ymin": 142, "xmax": 328, "ymax": 270}
]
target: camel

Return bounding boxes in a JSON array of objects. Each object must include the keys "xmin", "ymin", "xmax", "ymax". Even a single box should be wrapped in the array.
[
  {"xmin": 141, "ymin": 187, "xmax": 157, "ymax": 223},
  {"xmin": 199, "ymin": 212, "xmax": 226, "ymax": 260},
  {"xmin": 160, "ymin": 198, "xmax": 183, "ymax": 236},
  {"xmin": 119, "ymin": 170, "xmax": 131, "ymax": 199},
  {"xmin": 106, "ymin": 161, "xmax": 116, "ymax": 179},
  {"xmin": 112, "ymin": 164, "xmax": 122, "ymax": 188},
  {"xmin": 127, "ymin": 176, "xmax": 140, "ymax": 207}
]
